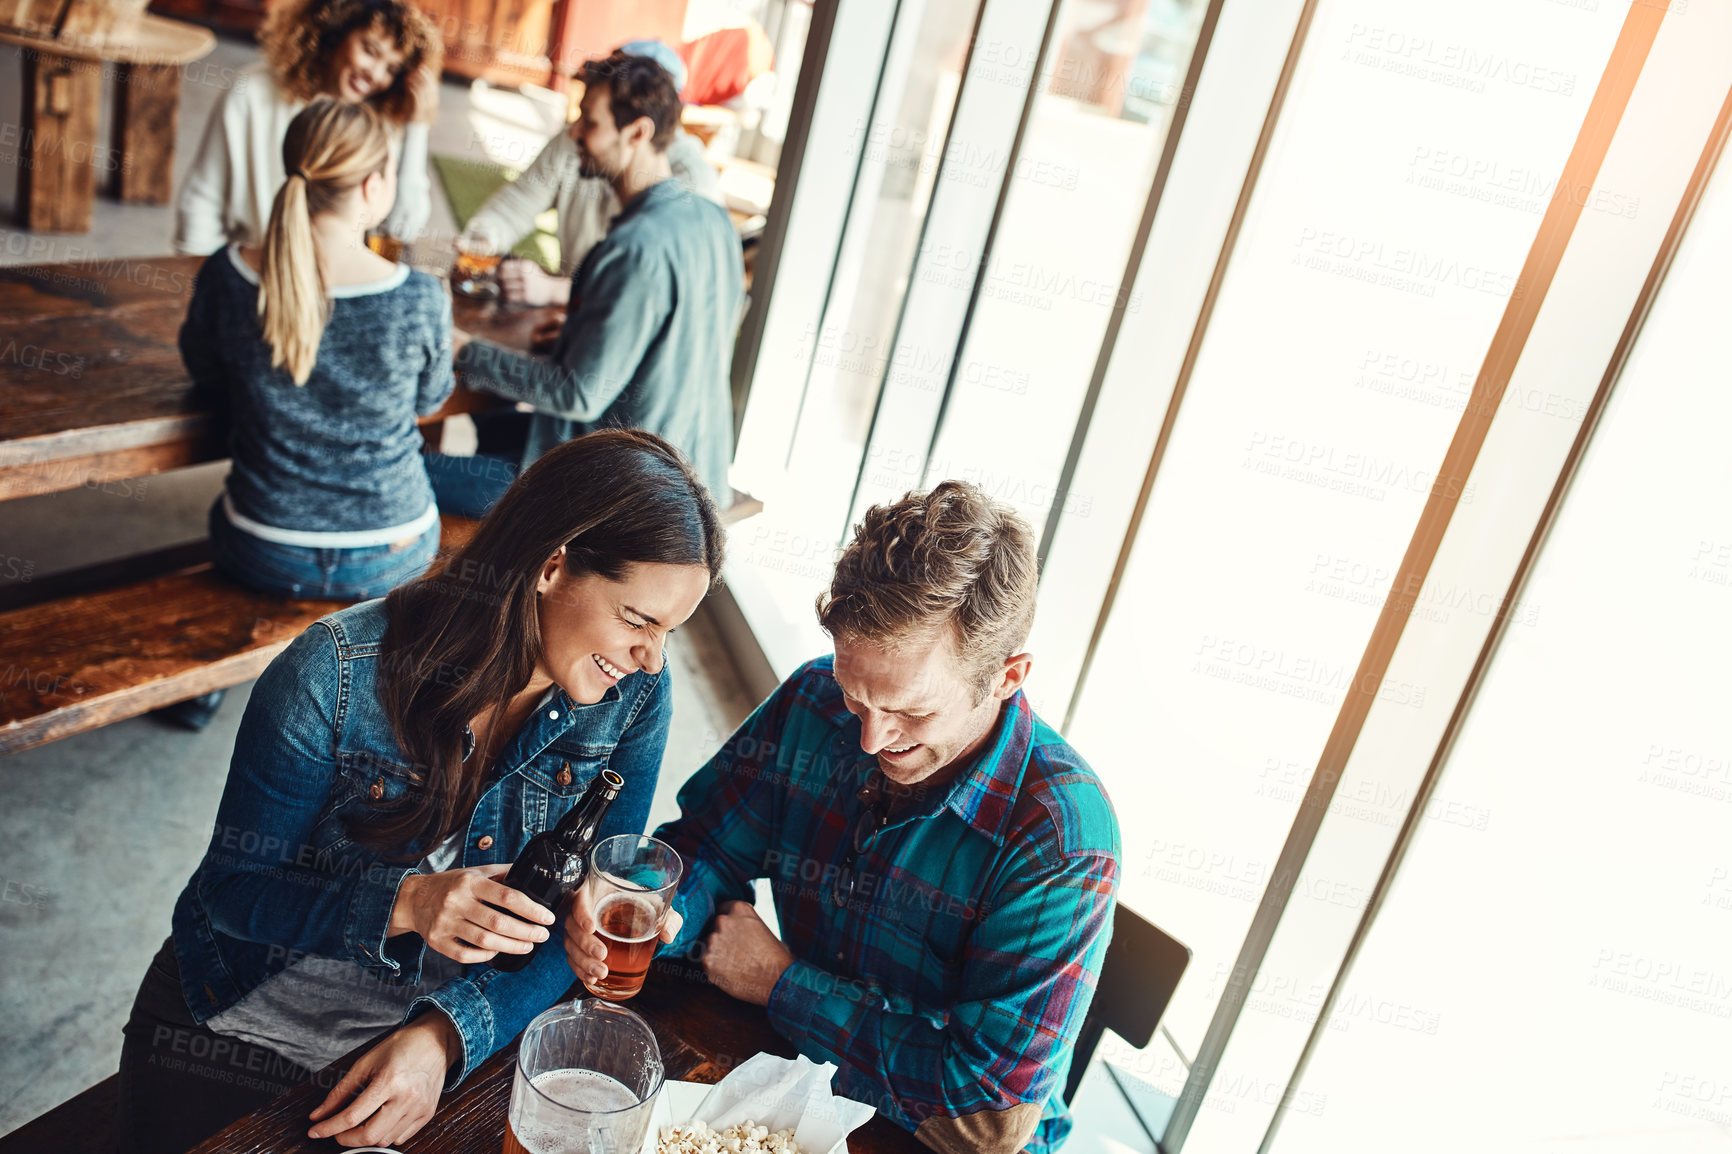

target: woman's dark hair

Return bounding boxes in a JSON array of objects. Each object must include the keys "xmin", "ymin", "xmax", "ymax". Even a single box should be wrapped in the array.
[{"xmin": 359, "ymin": 429, "xmax": 724, "ymax": 854}]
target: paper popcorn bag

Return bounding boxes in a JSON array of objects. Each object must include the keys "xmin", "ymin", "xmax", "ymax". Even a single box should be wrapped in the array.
[{"xmin": 652, "ymin": 1054, "xmax": 876, "ymax": 1154}]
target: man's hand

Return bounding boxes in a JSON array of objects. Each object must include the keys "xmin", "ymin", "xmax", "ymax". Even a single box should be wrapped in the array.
[
  {"xmin": 530, "ymin": 316, "xmax": 564, "ymax": 354},
  {"xmin": 701, "ymin": 900, "xmax": 793, "ymax": 1007},
  {"xmin": 500, "ymin": 258, "xmax": 573, "ymax": 307},
  {"xmin": 562, "ymin": 883, "xmax": 683, "ymax": 987},
  {"xmin": 307, "ymin": 1014, "xmax": 455, "ymax": 1145}
]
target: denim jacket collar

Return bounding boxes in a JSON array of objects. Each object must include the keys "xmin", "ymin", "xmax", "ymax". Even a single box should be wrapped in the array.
[{"xmin": 465, "ymin": 681, "xmax": 625, "ymax": 790}]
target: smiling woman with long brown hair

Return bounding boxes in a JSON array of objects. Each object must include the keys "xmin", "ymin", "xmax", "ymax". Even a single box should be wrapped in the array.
[
  {"xmin": 175, "ymin": 0, "xmax": 442, "ymax": 255},
  {"xmin": 115, "ymin": 430, "xmax": 723, "ymax": 1153}
]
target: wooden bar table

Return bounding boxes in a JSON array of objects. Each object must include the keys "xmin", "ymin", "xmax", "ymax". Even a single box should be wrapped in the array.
[
  {"xmin": 189, "ymin": 961, "xmax": 923, "ymax": 1154},
  {"xmin": 0, "ymin": 11, "xmax": 218, "ymax": 232},
  {"xmin": 0, "ymin": 254, "xmax": 543, "ymax": 502}
]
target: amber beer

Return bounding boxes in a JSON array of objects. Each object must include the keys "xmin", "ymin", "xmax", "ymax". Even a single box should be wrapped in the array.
[
  {"xmin": 365, "ymin": 233, "xmax": 403, "ymax": 261},
  {"xmin": 454, "ymin": 248, "xmax": 503, "ymax": 278},
  {"xmin": 586, "ymin": 892, "xmax": 660, "ymax": 1001}
]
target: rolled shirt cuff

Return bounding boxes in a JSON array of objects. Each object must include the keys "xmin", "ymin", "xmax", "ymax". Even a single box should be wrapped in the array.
[
  {"xmin": 343, "ymin": 863, "xmax": 422, "ymax": 976},
  {"xmin": 410, "ymin": 979, "xmax": 491, "ymax": 1088},
  {"xmin": 765, "ymin": 959, "xmax": 887, "ymax": 1067}
]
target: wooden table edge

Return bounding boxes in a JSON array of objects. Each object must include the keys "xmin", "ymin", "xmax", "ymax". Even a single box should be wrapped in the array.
[
  {"xmin": 0, "ymin": 18, "xmax": 216, "ymax": 66},
  {"xmin": 0, "ymin": 413, "xmax": 217, "ymax": 468},
  {"xmin": 0, "ymin": 643, "xmax": 288, "ymax": 756}
]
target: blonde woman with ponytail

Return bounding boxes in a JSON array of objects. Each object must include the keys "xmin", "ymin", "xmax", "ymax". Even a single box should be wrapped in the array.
[{"xmin": 180, "ymin": 98, "xmax": 453, "ymax": 616}]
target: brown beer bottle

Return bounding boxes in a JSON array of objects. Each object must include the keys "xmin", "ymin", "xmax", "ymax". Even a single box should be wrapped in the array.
[{"xmin": 489, "ymin": 768, "xmax": 624, "ymax": 973}]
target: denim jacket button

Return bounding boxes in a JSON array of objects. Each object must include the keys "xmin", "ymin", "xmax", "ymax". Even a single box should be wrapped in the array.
[
  {"xmin": 369, "ymin": 777, "xmax": 385, "ymax": 801},
  {"xmin": 476, "ymin": 835, "xmax": 495, "ymax": 851},
  {"xmin": 556, "ymin": 762, "xmax": 573, "ymax": 787}
]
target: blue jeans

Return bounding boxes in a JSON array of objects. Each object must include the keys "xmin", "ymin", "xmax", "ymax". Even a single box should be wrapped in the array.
[
  {"xmin": 209, "ymin": 501, "xmax": 440, "ymax": 600},
  {"xmin": 423, "ymin": 451, "xmax": 521, "ymax": 519},
  {"xmin": 423, "ymin": 409, "xmax": 528, "ymax": 519}
]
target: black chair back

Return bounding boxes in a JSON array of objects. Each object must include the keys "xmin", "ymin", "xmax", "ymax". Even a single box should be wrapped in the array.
[{"xmin": 1064, "ymin": 904, "xmax": 1190, "ymax": 1104}]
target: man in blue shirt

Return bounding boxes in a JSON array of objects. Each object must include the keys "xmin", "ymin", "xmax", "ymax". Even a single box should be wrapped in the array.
[
  {"xmin": 566, "ymin": 482, "xmax": 1122, "ymax": 1154},
  {"xmin": 432, "ymin": 51, "xmax": 743, "ymax": 510}
]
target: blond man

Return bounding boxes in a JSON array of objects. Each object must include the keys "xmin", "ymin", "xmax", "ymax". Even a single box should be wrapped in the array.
[{"xmin": 566, "ymin": 481, "xmax": 1121, "ymax": 1154}]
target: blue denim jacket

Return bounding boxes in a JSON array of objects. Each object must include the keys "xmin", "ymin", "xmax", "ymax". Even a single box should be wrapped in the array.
[{"xmin": 170, "ymin": 598, "xmax": 670, "ymax": 1086}]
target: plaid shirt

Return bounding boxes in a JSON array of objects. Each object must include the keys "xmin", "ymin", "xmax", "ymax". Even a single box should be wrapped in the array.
[{"xmin": 656, "ymin": 657, "xmax": 1120, "ymax": 1153}]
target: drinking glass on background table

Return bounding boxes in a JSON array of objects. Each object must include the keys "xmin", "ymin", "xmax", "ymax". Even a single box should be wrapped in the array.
[
  {"xmin": 506, "ymin": 1000, "xmax": 664, "ymax": 1154},
  {"xmin": 583, "ymin": 834, "xmax": 682, "ymax": 1002},
  {"xmin": 365, "ymin": 231, "xmax": 404, "ymax": 262},
  {"xmin": 453, "ymin": 229, "xmax": 503, "ymax": 298}
]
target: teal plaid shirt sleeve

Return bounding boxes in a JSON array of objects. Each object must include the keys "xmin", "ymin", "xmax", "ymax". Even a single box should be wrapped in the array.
[
  {"xmin": 457, "ymin": 241, "xmax": 671, "ymax": 423},
  {"xmin": 767, "ymin": 834, "xmax": 1117, "ymax": 1133},
  {"xmin": 655, "ymin": 686, "xmax": 795, "ymax": 959}
]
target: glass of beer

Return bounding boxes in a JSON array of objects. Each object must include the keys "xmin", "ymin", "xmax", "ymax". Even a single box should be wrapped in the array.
[
  {"xmin": 505, "ymin": 999, "xmax": 663, "ymax": 1154},
  {"xmin": 453, "ymin": 230, "xmax": 502, "ymax": 298},
  {"xmin": 583, "ymin": 834, "xmax": 682, "ymax": 1002},
  {"xmin": 365, "ymin": 231, "xmax": 404, "ymax": 262}
]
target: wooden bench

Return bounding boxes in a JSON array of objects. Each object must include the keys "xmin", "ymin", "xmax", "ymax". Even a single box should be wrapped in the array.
[
  {"xmin": 0, "ymin": 1073, "xmax": 117, "ymax": 1154},
  {"xmin": 0, "ymin": 0, "xmax": 216, "ymax": 232},
  {"xmin": 0, "ymin": 515, "xmax": 479, "ymax": 756}
]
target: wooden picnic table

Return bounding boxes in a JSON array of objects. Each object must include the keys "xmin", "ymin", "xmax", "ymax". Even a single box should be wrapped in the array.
[
  {"xmin": 190, "ymin": 959, "xmax": 920, "ymax": 1154},
  {"xmin": 0, "ymin": 253, "xmax": 551, "ymax": 502}
]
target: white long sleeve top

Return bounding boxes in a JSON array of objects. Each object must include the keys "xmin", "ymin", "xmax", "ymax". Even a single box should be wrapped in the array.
[
  {"xmin": 174, "ymin": 62, "xmax": 433, "ymax": 256},
  {"xmin": 461, "ymin": 128, "xmax": 721, "ymax": 276}
]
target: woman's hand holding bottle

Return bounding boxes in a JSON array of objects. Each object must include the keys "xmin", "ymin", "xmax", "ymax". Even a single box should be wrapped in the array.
[{"xmin": 389, "ymin": 865, "xmax": 555, "ymax": 963}]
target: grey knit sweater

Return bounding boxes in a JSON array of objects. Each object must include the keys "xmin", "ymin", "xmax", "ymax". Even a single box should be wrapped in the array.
[{"xmin": 181, "ymin": 246, "xmax": 453, "ymax": 535}]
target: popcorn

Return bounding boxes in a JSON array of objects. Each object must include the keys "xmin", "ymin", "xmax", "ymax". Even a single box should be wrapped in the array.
[{"xmin": 658, "ymin": 1118, "xmax": 806, "ymax": 1154}]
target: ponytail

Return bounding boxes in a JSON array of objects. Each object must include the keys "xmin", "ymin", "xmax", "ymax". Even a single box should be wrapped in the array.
[
  {"xmin": 260, "ymin": 171, "xmax": 326, "ymax": 384},
  {"xmin": 257, "ymin": 99, "xmax": 393, "ymax": 386}
]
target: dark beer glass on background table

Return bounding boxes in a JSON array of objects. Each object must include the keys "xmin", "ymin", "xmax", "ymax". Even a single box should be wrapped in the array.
[
  {"xmin": 583, "ymin": 834, "xmax": 682, "ymax": 1002},
  {"xmin": 505, "ymin": 1000, "xmax": 664, "ymax": 1154}
]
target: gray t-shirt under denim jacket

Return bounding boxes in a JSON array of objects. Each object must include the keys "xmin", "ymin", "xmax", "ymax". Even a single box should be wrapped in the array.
[{"xmin": 180, "ymin": 246, "xmax": 454, "ymax": 542}]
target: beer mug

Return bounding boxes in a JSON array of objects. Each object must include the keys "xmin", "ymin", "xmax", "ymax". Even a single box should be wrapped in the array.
[
  {"xmin": 364, "ymin": 231, "xmax": 404, "ymax": 262},
  {"xmin": 453, "ymin": 228, "xmax": 503, "ymax": 298},
  {"xmin": 582, "ymin": 835, "xmax": 682, "ymax": 1002},
  {"xmin": 505, "ymin": 1000, "xmax": 663, "ymax": 1154}
]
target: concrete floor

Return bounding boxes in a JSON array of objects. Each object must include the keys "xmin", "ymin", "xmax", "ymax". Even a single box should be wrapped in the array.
[{"xmin": 0, "ymin": 35, "xmax": 760, "ymax": 1133}]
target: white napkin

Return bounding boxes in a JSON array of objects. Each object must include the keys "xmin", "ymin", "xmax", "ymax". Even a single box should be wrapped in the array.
[{"xmin": 673, "ymin": 1054, "xmax": 876, "ymax": 1154}]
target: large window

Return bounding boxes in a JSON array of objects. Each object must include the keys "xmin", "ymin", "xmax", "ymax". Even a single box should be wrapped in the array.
[
  {"xmin": 730, "ymin": 0, "xmax": 1732, "ymax": 1148},
  {"xmin": 1270, "ymin": 84, "xmax": 1732, "ymax": 1154},
  {"xmin": 1062, "ymin": 0, "xmax": 1626, "ymax": 1130}
]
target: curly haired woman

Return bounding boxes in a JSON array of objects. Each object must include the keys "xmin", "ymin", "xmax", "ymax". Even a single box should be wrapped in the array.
[{"xmin": 175, "ymin": 0, "xmax": 442, "ymax": 255}]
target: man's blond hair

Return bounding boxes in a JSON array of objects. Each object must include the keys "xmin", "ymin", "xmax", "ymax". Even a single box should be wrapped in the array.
[{"xmin": 817, "ymin": 481, "xmax": 1038, "ymax": 696}]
